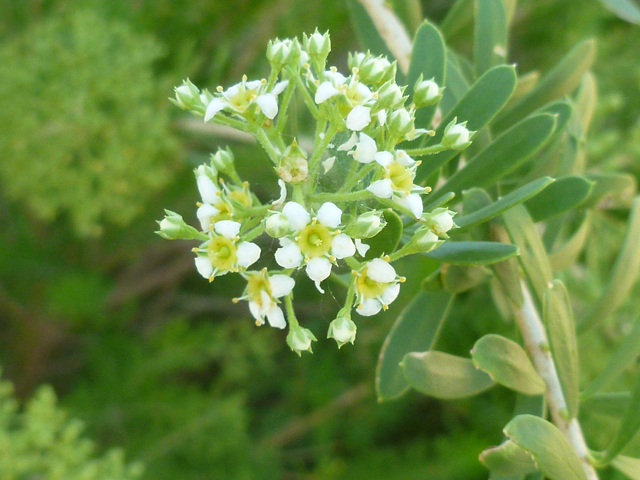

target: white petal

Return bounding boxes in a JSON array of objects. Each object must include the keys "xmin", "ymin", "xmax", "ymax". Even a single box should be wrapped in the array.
[
  {"xmin": 331, "ymin": 234, "xmax": 356, "ymax": 259},
  {"xmin": 214, "ymin": 220, "xmax": 241, "ymax": 238},
  {"xmin": 377, "ymin": 109, "xmax": 387, "ymax": 126},
  {"xmin": 374, "ymin": 151, "xmax": 393, "ymax": 167},
  {"xmin": 224, "ymin": 83, "xmax": 241, "ymax": 100},
  {"xmin": 432, "ymin": 211, "xmax": 454, "ymax": 233},
  {"xmin": 395, "ymin": 150, "xmax": 416, "ymax": 167},
  {"xmin": 337, "ymin": 132, "xmax": 358, "ymax": 151},
  {"xmin": 266, "ymin": 305, "xmax": 287, "ymax": 329},
  {"xmin": 367, "ymin": 179, "xmax": 394, "ymax": 198},
  {"xmin": 236, "ymin": 242, "xmax": 261, "ymax": 268},
  {"xmin": 315, "ymin": 81, "xmax": 340, "ymax": 104},
  {"xmin": 271, "ymin": 80, "xmax": 289, "ymax": 96},
  {"xmin": 404, "ymin": 193, "xmax": 424, "ymax": 219},
  {"xmin": 197, "ymin": 174, "xmax": 219, "ymax": 204},
  {"xmin": 195, "ymin": 256, "xmax": 213, "ymax": 279},
  {"xmin": 366, "ymin": 258, "xmax": 396, "ymax": 283},
  {"xmin": 275, "ymin": 240, "xmax": 303, "ymax": 268},
  {"xmin": 355, "ymin": 239, "xmax": 370, "ymax": 257},
  {"xmin": 204, "ymin": 98, "xmax": 225, "ymax": 122},
  {"xmin": 355, "ymin": 83, "xmax": 373, "ymax": 101},
  {"xmin": 324, "ymin": 70, "xmax": 346, "ymax": 85},
  {"xmin": 322, "ymin": 156, "xmax": 336, "ymax": 174},
  {"xmin": 381, "ymin": 283, "xmax": 400, "ymax": 305},
  {"xmin": 272, "ymin": 179, "xmax": 287, "ymax": 205},
  {"xmin": 249, "ymin": 301, "xmax": 264, "ymax": 325},
  {"xmin": 245, "ymin": 80, "xmax": 262, "ymax": 90},
  {"xmin": 317, "ymin": 202, "xmax": 342, "ymax": 228},
  {"xmin": 256, "ymin": 93, "xmax": 278, "ymax": 119},
  {"xmin": 346, "ymin": 105, "xmax": 372, "ymax": 131},
  {"xmin": 353, "ymin": 133, "xmax": 378, "ymax": 163},
  {"xmin": 269, "ymin": 274, "xmax": 295, "ymax": 298},
  {"xmin": 357, "ymin": 298, "xmax": 382, "ymax": 316},
  {"xmin": 197, "ymin": 204, "xmax": 219, "ymax": 231},
  {"xmin": 306, "ymin": 257, "xmax": 332, "ymax": 283},
  {"xmin": 282, "ymin": 202, "xmax": 310, "ymax": 231}
]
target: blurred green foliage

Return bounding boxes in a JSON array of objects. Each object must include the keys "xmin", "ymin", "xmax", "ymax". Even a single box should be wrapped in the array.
[{"xmin": 0, "ymin": 0, "xmax": 639, "ymax": 478}]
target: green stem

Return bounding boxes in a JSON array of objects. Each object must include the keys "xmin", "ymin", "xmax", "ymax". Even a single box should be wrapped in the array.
[
  {"xmin": 276, "ymin": 80, "xmax": 296, "ymax": 134},
  {"xmin": 308, "ymin": 125, "xmax": 338, "ymax": 171},
  {"xmin": 284, "ymin": 294, "xmax": 299, "ymax": 328},
  {"xmin": 211, "ymin": 114, "xmax": 251, "ymax": 133},
  {"xmin": 285, "ymin": 66, "xmax": 319, "ymax": 118},
  {"xmin": 405, "ymin": 143, "xmax": 447, "ymax": 156},
  {"xmin": 314, "ymin": 189, "xmax": 373, "ymax": 203},
  {"xmin": 329, "ymin": 272, "xmax": 351, "ymax": 289},
  {"xmin": 242, "ymin": 224, "xmax": 265, "ymax": 242},
  {"xmin": 254, "ymin": 127, "xmax": 281, "ymax": 165},
  {"xmin": 344, "ymin": 256, "xmax": 362, "ymax": 271},
  {"xmin": 234, "ymin": 204, "xmax": 272, "ymax": 220},
  {"xmin": 293, "ymin": 184, "xmax": 305, "ymax": 207},
  {"xmin": 339, "ymin": 163, "xmax": 378, "ymax": 193}
]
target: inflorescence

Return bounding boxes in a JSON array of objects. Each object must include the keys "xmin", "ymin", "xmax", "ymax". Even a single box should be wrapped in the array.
[{"xmin": 159, "ymin": 31, "xmax": 473, "ymax": 354}]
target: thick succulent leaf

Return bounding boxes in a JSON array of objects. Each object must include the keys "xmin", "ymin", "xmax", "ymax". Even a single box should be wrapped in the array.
[
  {"xmin": 456, "ymin": 177, "xmax": 555, "ymax": 231},
  {"xmin": 581, "ymin": 172, "xmax": 637, "ymax": 209},
  {"xmin": 596, "ymin": 0, "xmax": 640, "ymax": 24},
  {"xmin": 376, "ymin": 290, "xmax": 454, "ymax": 400},
  {"xmin": 579, "ymin": 196, "xmax": 640, "ymax": 333},
  {"xmin": 502, "ymin": 205, "xmax": 554, "ymax": 302},
  {"xmin": 581, "ymin": 314, "xmax": 640, "ymax": 399},
  {"xmin": 493, "ymin": 40, "xmax": 596, "ymax": 132},
  {"xmin": 425, "ymin": 241, "xmax": 519, "ymax": 265},
  {"xmin": 504, "ymin": 415, "xmax": 589, "ymax": 480},
  {"xmin": 472, "ymin": 334, "xmax": 546, "ymax": 395},
  {"xmin": 408, "ymin": 21, "xmax": 447, "ymax": 130},
  {"xmin": 474, "ymin": 0, "xmax": 508, "ymax": 76},
  {"xmin": 480, "ymin": 440, "xmax": 538, "ymax": 476},
  {"xmin": 524, "ymin": 176, "xmax": 593, "ymax": 222},
  {"xmin": 365, "ymin": 209, "xmax": 403, "ymax": 259},
  {"xmin": 580, "ymin": 392, "xmax": 630, "ymax": 418},
  {"xmin": 416, "ymin": 65, "xmax": 517, "ymax": 183},
  {"xmin": 442, "ymin": 264, "xmax": 492, "ymax": 293},
  {"xmin": 612, "ymin": 455, "xmax": 640, "ymax": 480},
  {"xmin": 401, "ymin": 351, "xmax": 496, "ymax": 399},
  {"xmin": 549, "ymin": 212, "xmax": 591, "ymax": 271},
  {"xmin": 543, "ymin": 280, "xmax": 580, "ymax": 418},
  {"xmin": 426, "ymin": 113, "xmax": 557, "ymax": 206}
]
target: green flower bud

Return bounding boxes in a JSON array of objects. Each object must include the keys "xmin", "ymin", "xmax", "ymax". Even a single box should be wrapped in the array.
[
  {"xmin": 388, "ymin": 108, "xmax": 414, "ymax": 136},
  {"xmin": 426, "ymin": 208, "xmax": 457, "ymax": 237},
  {"xmin": 211, "ymin": 147, "xmax": 235, "ymax": 174},
  {"xmin": 327, "ymin": 310, "xmax": 357, "ymax": 347},
  {"xmin": 351, "ymin": 52, "xmax": 391, "ymax": 85},
  {"xmin": 265, "ymin": 211, "xmax": 290, "ymax": 238},
  {"xmin": 267, "ymin": 38, "xmax": 301, "ymax": 71},
  {"xmin": 413, "ymin": 77, "xmax": 442, "ymax": 107},
  {"xmin": 375, "ymin": 80, "xmax": 405, "ymax": 109},
  {"xmin": 304, "ymin": 30, "xmax": 331, "ymax": 70},
  {"xmin": 345, "ymin": 210, "xmax": 386, "ymax": 238},
  {"xmin": 156, "ymin": 210, "xmax": 202, "ymax": 240},
  {"xmin": 442, "ymin": 118, "xmax": 474, "ymax": 150},
  {"xmin": 173, "ymin": 79, "xmax": 200, "ymax": 109},
  {"xmin": 287, "ymin": 326, "xmax": 317, "ymax": 356},
  {"xmin": 412, "ymin": 226, "xmax": 443, "ymax": 253}
]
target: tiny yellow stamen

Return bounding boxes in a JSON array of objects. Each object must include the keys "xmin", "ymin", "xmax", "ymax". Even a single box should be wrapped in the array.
[
  {"xmin": 255, "ymin": 319, "xmax": 262, "ymax": 327},
  {"xmin": 330, "ymin": 66, "xmax": 337, "ymax": 72},
  {"xmin": 217, "ymin": 86, "xmax": 223, "ymax": 92},
  {"xmin": 429, "ymin": 130, "xmax": 436, "ymax": 137},
  {"xmin": 399, "ymin": 277, "xmax": 406, "ymax": 283},
  {"xmin": 416, "ymin": 160, "xmax": 422, "ymax": 166},
  {"xmin": 196, "ymin": 202, "xmax": 203, "ymax": 207},
  {"xmin": 191, "ymin": 248, "xmax": 199, "ymax": 253},
  {"xmin": 232, "ymin": 298, "xmax": 239, "ymax": 303},
  {"xmin": 303, "ymin": 63, "xmax": 310, "ymax": 69},
  {"xmin": 329, "ymin": 255, "xmax": 336, "ymax": 262},
  {"xmin": 209, "ymin": 276, "xmax": 215, "ymax": 283},
  {"xmin": 351, "ymin": 270, "xmax": 359, "ymax": 276},
  {"xmin": 382, "ymin": 304, "xmax": 389, "ymax": 310},
  {"xmin": 352, "ymin": 67, "xmax": 359, "ymax": 74},
  {"xmin": 261, "ymin": 267, "xmax": 268, "ymax": 273},
  {"xmin": 261, "ymin": 78, "xmax": 267, "ymax": 85},
  {"xmin": 234, "ymin": 236, "xmax": 240, "ymax": 242},
  {"xmin": 372, "ymin": 92, "xmax": 379, "ymax": 99},
  {"xmin": 242, "ymin": 181, "xmax": 249, "ymax": 187},
  {"xmin": 357, "ymin": 303, "xmax": 364, "ymax": 309},
  {"xmin": 384, "ymin": 255, "xmax": 391, "ymax": 262},
  {"xmin": 424, "ymin": 186, "xmax": 432, "ymax": 193},
  {"xmin": 242, "ymin": 74, "xmax": 248, "ymax": 81}
]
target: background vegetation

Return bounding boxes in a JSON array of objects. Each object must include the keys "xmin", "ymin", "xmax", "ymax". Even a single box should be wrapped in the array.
[{"xmin": 0, "ymin": 0, "xmax": 639, "ymax": 478}]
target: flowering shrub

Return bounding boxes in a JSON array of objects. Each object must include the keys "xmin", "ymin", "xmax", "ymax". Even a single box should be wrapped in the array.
[{"xmin": 159, "ymin": 32, "xmax": 465, "ymax": 354}]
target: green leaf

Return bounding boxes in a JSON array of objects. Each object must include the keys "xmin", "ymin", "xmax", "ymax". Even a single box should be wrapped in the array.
[
  {"xmin": 543, "ymin": 280, "xmax": 580, "ymax": 418},
  {"xmin": 596, "ymin": 366, "xmax": 640, "ymax": 465},
  {"xmin": 425, "ymin": 241, "xmax": 519, "ymax": 265},
  {"xmin": 504, "ymin": 415, "xmax": 589, "ymax": 480},
  {"xmin": 480, "ymin": 440, "xmax": 538, "ymax": 476},
  {"xmin": 401, "ymin": 351, "xmax": 496, "ymax": 399},
  {"xmin": 502, "ymin": 205, "xmax": 554, "ymax": 302},
  {"xmin": 440, "ymin": 54, "xmax": 471, "ymax": 116},
  {"xmin": 581, "ymin": 172, "xmax": 637, "ymax": 209},
  {"xmin": 494, "ymin": 40, "xmax": 597, "ymax": 132},
  {"xmin": 596, "ymin": 0, "xmax": 640, "ymax": 24},
  {"xmin": 575, "ymin": 72, "xmax": 597, "ymax": 134},
  {"xmin": 442, "ymin": 264, "xmax": 492, "ymax": 293},
  {"xmin": 580, "ymin": 392, "xmax": 630, "ymax": 418},
  {"xmin": 524, "ymin": 176, "xmax": 593, "ymax": 222},
  {"xmin": 579, "ymin": 196, "xmax": 640, "ymax": 333},
  {"xmin": 474, "ymin": 0, "xmax": 508, "ymax": 77},
  {"xmin": 456, "ymin": 178, "xmax": 555, "ymax": 230},
  {"xmin": 389, "ymin": 0, "xmax": 423, "ymax": 34},
  {"xmin": 549, "ymin": 212, "xmax": 591, "ymax": 272},
  {"xmin": 612, "ymin": 455, "xmax": 640, "ymax": 480},
  {"xmin": 408, "ymin": 21, "xmax": 447, "ymax": 130},
  {"xmin": 376, "ymin": 290, "xmax": 454, "ymax": 401},
  {"xmin": 365, "ymin": 209, "xmax": 403, "ymax": 259},
  {"xmin": 440, "ymin": 0, "xmax": 473, "ymax": 40},
  {"xmin": 506, "ymin": 71, "xmax": 540, "ymax": 109},
  {"xmin": 472, "ymin": 334, "xmax": 546, "ymax": 395},
  {"xmin": 416, "ymin": 65, "xmax": 517, "ymax": 183},
  {"xmin": 426, "ymin": 114, "xmax": 557, "ymax": 206},
  {"xmin": 581, "ymin": 315, "xmax": 640, "ymax": 399}
]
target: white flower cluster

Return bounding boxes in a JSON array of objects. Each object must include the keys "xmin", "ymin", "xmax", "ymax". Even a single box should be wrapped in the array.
[{"xmin": 162, "ymin": 31, "xmax": 467, "ymax": 355}]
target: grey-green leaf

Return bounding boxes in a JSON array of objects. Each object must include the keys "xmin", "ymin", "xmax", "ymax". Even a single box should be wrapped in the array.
[
  {"xmin": 474, "ymin": 0, "xmax": 508, "ymax": 76},
  {"xmin": 494, "ymin": 40, "xmax": 596, "ymax": 132},
  {"xmin": 579, "ymin": 196, "xmax": 640, "ymax": 333},
  {"xmin": 612, "ymin": 455, "xmax": 640, "ymax": 480},
  {"xmin": 442, "ymin": 264, "xmax": 492, "ymax": 293},
  {"xmin": 402, "ymin": 351, "xmax": 496, "ymax": 399},
  {"xmin": 543, "ymin": 280, "xmax": 580, "ymax": 418},
  {"xmin": 581, "ymin": 172, "xmax": 637, "ymax": 209},
  {"xmin": 596, "ymin": 0, "xmax": 640, "ymax": 24},
  {"xmin": 425, "ymin": 241, "xmax": 519, "ymax": 265},
  {"xmin": 580, "ymin": 392, "xmax": 630, "ymax": 418},
  {"xmin": 376, "ymin": 290, "xmax": 454, "ymax": 401},
  {"xmin": 549, "ymin": 212, "xmax": 591, "ymax": 272},
  {"xmin": 525, "ymin": 176, "xmax": 593, "ymax": 222},
  {"xmin": 504, "ymin": 415, "xmax": 589, "ymax": 480},
  {"xmin": 480, "ymin": 440, "xmax": 538, "ymax": 476},
  {"xmin": 472, "ymin": 334, "xmax": 546, "ymax": 395}
]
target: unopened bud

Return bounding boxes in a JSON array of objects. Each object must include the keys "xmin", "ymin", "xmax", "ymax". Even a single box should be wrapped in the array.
[
  {"xmin": 442, "ymin": 118, "xmax": 473, "ymax": 150},
  {"xmin": 211, "ymin": 147, "xmax": 235, "ymax": 174},
  {"xmin": 173, "ymin": 79, "xmax": 200, "ymax": 109},
  {"xmin": 265, "ymin": 211, "xmax": 290, "ymax": 238},
  {"xmin": 413, "ymin": 78, "xmax": 442, "ymax": 107},
  {"xmin": 304, "ymin": 30, "xmax": 331, "ymax": 69},
  {"xmin": 156, "ymin": 210, "xmax": 202, "ymax": 240},
  {"xmin": 413, "ymin": 226, "xmax": 442, "ymax": 253},
  {"xmin": 388, "ymin": 108, "xmax": 414, "ymax": 136},
  {"xmin": 427, "ymin": 208, "xmax": 457, "ymax": 237},
  {"xmin": 267, "ymin": 38, "xmax": 301, "ymax": 70},
  {"xmin": 376, "ymin": 81, "xmax": 405, "ymax": 109},
  {"xmin": 352, "ymin": 53, "xmax": 391, "ymax": 85},
  {"xmin": 327, "ymin": 312, "xmax": 357, "ymax": 347},
  {"xmin": 287, "ymin": 326, "xmax": 317, "ymax": 356},
  {"xmin": 345, "ymin": 210, "xmax": 386, "ymax": 238}
]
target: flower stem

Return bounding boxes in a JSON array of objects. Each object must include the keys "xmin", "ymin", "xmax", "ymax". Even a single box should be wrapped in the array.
[
  {"xmin": 314, "ymin": 189, "xmax": 373, "ymax": 203},
  {"xmin": 285, "ymin": 66, "xmax": 319, "ymax": 118},
  {"xmin": 339, "ymin": 163, "xmax": 377, "ymax": 193},
  {"xmin": 405, "ymin": 144, "xmax": 447, "ymax": 156},
  {"xmin": 284, "ymin": 294, "xmax": 299, "ymax": 328},
  {"xmin": 254, "ymin": 127, "xmax": 281, "ymax": 165}
]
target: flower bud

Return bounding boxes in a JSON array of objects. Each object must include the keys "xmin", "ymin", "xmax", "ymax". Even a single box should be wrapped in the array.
[
  {"xmin": 442, "ymin": 118, "xmax": 473, "ymax": 150},
  {"xmin": 304, "ymin": 30, "xmax": 331, "ymax": 69},
  {"xmin": 427, "ymin": 208, "xmax": 456, "ymax": 237},
  {"xmin": 412, "ymin": 226, "xmax": 442, "ymax": 253},
  {"xmin": 345, "ymin": 210, "xmax": 386, "ymax": 238},
  {"xmin": 327, "ymin": 311, "xmax": 357, "ymax": 347},
  {"xmin": 352, "ymin": 53, "xmax": 391, "ymax": 85},
  {"xmin": 277, "ymin": 140, "xmax": 308, "ymax": 183},
  {"xmin": 287, "ymin": 326, "xmax": 317, "ymax": 356},
  {"xmin": 375, "ymin": 81, "xmax": 405, "ymax": 109},
  {"xmin": 267, "ymin": 38, "xmax": 301, "ymax": 71},
  {"xmin": 265, "ymin": 211, "xmax": 290, "ymax": 238},
  {"xmin": 388, "ymin": 108, "xmax": 414, "ymax": 137},
  {"xmin": 413, "ymin": 78, "xmax": 442, "ymax": 107},
  {"xmin": 211, "ymin": 147, "xmax": 235, "ymax": 174},
  {"xmin": 173, "ymin": 79, "xmax": 200, "ymax": 109},
  {"xmin": 156, "ymin": 210, "xmax": 202, "ymax": 240}
]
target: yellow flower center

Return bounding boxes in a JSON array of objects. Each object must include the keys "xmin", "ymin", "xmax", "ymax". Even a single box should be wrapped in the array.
[
  {"xmin": 387, "ymin": 162, "xmax": 413, "ymax": 194},
  {"xmin": 228, "ymin": 86, "xmax": 257, "ymax": 112},
  {"xmin": 228, "ymin": 190, "xmax": 252, "ymax": 207},
  {"xmin": 357, "ymin": 269, "xmax": 389, "ymax": 298},
  {"xmin": 207, "ymin": 236, "xmax": 237, "ymax": 272},
  {"xmin": 298, "ymin": 223, "xmax": 333, "ymax": 258},
  {"xmin": 247, "ymin": 273, "xmax": 272, "ymax": 306}
]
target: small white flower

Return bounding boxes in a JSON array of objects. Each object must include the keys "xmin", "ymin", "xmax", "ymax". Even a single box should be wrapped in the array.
[
  {"xmin": 315, "ymin": 81, "xmax": 341, "ymax": 104},
  {"xmin": 346, "ymin": 105, "xmax": 372, "ymax": 131},
  {"xmin": 204, "ymin": 98, "xmax": 225, "ymax": 122},
  {"xmin": 205, "ymin": 77, "xmax": 288, "ymax": 121},
  {"xmin": 367, "ymin": 179, "xmax": 394, "ymax": 198},
  {"xmin": 327, "ymin": 314, "xmax": 357, "ymax": 347},
  {"xmin": 196, "ymin": 166, "xmax": 219, "ymax": 204},
  {"xmin": 275, "ymin": 238, "xmax": 303, "ymax": 268},
  {"xmin": 352, "ymin": 133, "xmax": 378, "ymax": 163},
  {"xmin": 377, "ymin": 109, "xmax": 387, "ymax": 126},
  {"xmin": 243, "ymin": 271, "xmax": 295, "ymax": 329},
  {"xmin": 306, "ymin": 256, "xmax": 332, "ymax": 293},
  {"xmin": 431, "ymin": 211, "xmax": 455, "ymax": 235},
  {"xmin": 354, "ymin": 258, "xmax": 402, "ymax": 317}
]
